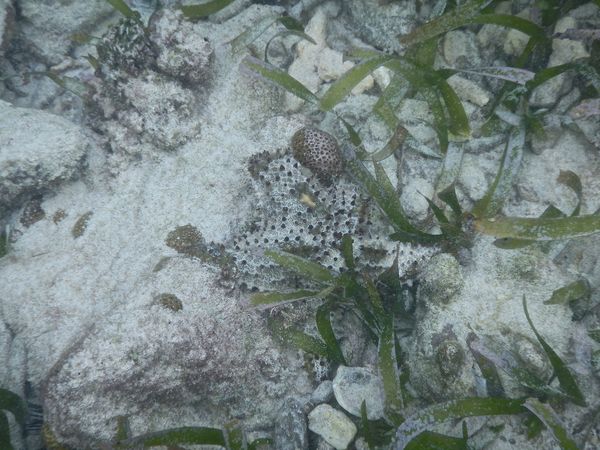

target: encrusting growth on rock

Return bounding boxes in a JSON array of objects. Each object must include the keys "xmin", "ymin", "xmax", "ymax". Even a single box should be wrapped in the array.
[{"xmin": 291, "ymin": 127, "xmax": 343, "ymax": 184}]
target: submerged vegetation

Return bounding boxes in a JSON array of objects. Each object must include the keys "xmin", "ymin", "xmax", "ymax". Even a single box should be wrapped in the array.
[
  {"xmin": 93, "ymin": 0, "xmax": 600, "ymax": 448},
  {"xmin": 239, "ymin": 0, "xmax": 600, "ymax": 448},
  {"xmin": 0, "ymin": 388, "xmax": 27, "ymax": 450},
  {"xmin": 242, "ymin": 1, "xmax": 600, "ymax": 250},
  {"xmin": 3, "ymin": 0, "xmax": 599, "ymax": 448}
]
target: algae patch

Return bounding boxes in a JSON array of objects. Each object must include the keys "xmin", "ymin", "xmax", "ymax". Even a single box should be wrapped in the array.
[{"xmin": 155, "ymin": 293, "xmax": 183, "ymax": 312}]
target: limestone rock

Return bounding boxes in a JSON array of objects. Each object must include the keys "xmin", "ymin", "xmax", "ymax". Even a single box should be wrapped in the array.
[
  {"xmin": 502, "ymin": 8, "xmax": 533, "ymax": 56},
  {"xmin": 308, "ymin": 404, "xmax": 357, "ymax": 450},
  {"xmin": 400, "ymin": 177, "xmax": 435, "ymax": 223},
  {"xmin": 530, "ymin": 21, "xmax": 589, "ymax": 107},
  {"xmin": 418, "ymin": 253, "xmax": 463, "ymax": 305},
  {"xmin": 0, "ymin": 0, "xmax": 15, "ymax": 56},
  {"xmin": 273, "ymin": 398, "xmax": 309, "ymax": 450},
  {"xmin": 285, "ymin": 7, "xmax": 326, "ymax": 111},
  {"xmin": 311, "ymin": 380, "xmax": 334, "ymax": 404},
  {"xmin": 42, "ymin": 262, "xmax": 311, "ymax": 447},
  {"xmin": 443, "ymin": 30, "xmax": 481, "ymax": 68},
  {"xmin": 17, "ymin": 0, "xmax": 114, "ymax": 65},
  {"xmin": 332, "ymin": 366, "xmax": 385, "ymax": 420},
  {"xmin": 447, "ymin": 75, "xmax": 491, "ymax": 107},
  {"xmin": 503, "ymin": 28, "xmax": 529, "ymax": 56},
  {"xmin": 286, "ymin": 6, "xmax": 375, "ymax": 111},
  {"xmin": 0, "ymin": 101, "xmax": 88, "ymax": 215},
  {"xmin": 344, "ymin": 0, "xmax": 417, "ymax": 53},
  {"xmin": 94, "ymin": 72, "xmax": 201, "ymax": 155},
  {"xmin": 149, "ymin": 9, "xmax": 214, "ymax": 84}
]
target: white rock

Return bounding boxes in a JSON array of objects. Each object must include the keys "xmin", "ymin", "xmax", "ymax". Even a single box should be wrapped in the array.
[
  {"xmin": 477, "ymin": 1, "xmax": 511, "ymax": 48},
  {"xmin": 351, "ymin": 72, "xmax": 375, "ymax": 95},
  {"xmin": 317, "ymin": 47, "xmax": 374, "ymax": 95},
  {"xmin": 503, "ymin": 28, "xmax": 529, "ymax": 56},
  {"xmin": 400, "ymin": 177, "xmax": 434, "ymax": 222},
  {"xmin": 286, "ymin": 57, "xmax": 321, "ymax": 111},
  {"xmin": 285, "ymin": 7, "xmax": 327, "ymax": 111},
  {"xmin": 317, "ymin": 47, "xmax": 348, "ymax": 82},
  {"xmin": 418, "ymin": 253, "xmax": 464, "ymax": 305},
  {"xmin": 443, "ymin": 30, "xmax": 480, "ymax": 67},
  {"xmin": 502, "ymin": 7, "xmax": 533, "ymax": 56},
  {"xmin": 372, "ymin": 66, "xmax": 393, "ymax": 90},
  {"xmin": 530, "ymin": 37, "xmax": 589, "ymax": 107},
  {"xmin": 332, "ymin": 366, "xmax": 385, "ymax": 420},
  {"xmin": 447, "ymin": 75, "xmax": 491, "ymax": 107},
  {"xmin": 0, "ymin": 100, "xmax": 89, "ymax": 213},
  {"xmin": 149, "ymin": 9, "xmax": 214, "ymax": 84},
  {"xmin": 554, "ymin": 16, "xmax": 577, "ymax": 34},
  {"xmin": 18, "ymin": 0, "xmax": 113, "ymax": 64},
  {"xmin": 308, "ymin": 404, "xmax": 357, "ymax": 449},
  {"xmin": 458, "ymin": 154, "xmax": 492, "ymax": 202},
  {"xmin": 300, "ymin": 6, "xmax": 328, "ymax": 50},
  {"xmin": 311, "ymin": 380, "xmax": 334, "ymax": 404}
]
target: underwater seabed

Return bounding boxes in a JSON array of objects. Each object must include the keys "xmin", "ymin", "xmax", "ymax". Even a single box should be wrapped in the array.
[{"xmin": 1, "ymin": 0, "xmax": 600, "ymax": 449}]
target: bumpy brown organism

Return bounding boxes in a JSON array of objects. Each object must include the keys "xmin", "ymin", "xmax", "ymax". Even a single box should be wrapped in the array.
[
  {"xmin": 291, "ymin": 127, "xmax": 343, "ymax": 184},
  {"xmin": 156, "ymin": 293, "xmax": 183, "ymax": 312},
  {"xmin": 20, "ymin": 199, "xmax": 45, "ymax": 228},
  {"xmin": 165, "ymin": 224, "xmax": 206, "ymax": 258},
  {"xmin": 72, "ymin": 211, "xmax": 93, "ymax": 238}
]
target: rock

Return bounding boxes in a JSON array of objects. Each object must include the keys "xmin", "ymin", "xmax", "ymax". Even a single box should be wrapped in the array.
[
  {"xmin": 555, "ymin": 234, "xmax": 600, "ymax": 297},
  {"xmin": 457, "ymin": 153, "xmax": 494, "ymax": 203},
  {"xmin": 569, "ymin": 2, "xmax": 600, "ymax": 20},
  {"xmin": 554, "ymin": 16, "xmax": 577, "ymax": 34},
  {"xmin": 502, "ymin": 8, "xmax": 533, "ymax": 56},
  {"xmin": 447, "ymin": 75, "xmax": 491, "ymax": 107},
  {"xmin": 529, "ymin": 123, "xmax": 562, "ymax": 155},
  {"xmin": 96, "ymin": 16, "xmax": 154, "ymax": 76},
  {"xmin": 286, "ymin": 6, "xmax": 375, "ymax": 111},
  {"xmin": 0, "ymin": 320, "xmax": 27, "ymax": 450},
  {"xmin": 418, "ymin": 253, "xmax": 463, "ymax": 305},
  {"xmin": 436, "ymin": 338, "xmax": 466, "ymax": 381},
  {"xmin": 95, "ymin": 72, "xmax": 201, "ymax": 154},
  {"xmin": 400, "ymin": 177, "xmax": 435, "ymax": 222},
  {"xmin": 17, "ymin": 0, "xmax": 114, "ymax": 65},
  {"xmin": 476, "ymin": 1, "xmax": 511, "ymax": 49},
  {"xmin": 317, "ymin": 47, "xmax": 350, "ymax": 82},
  {"xmin": 503, "ymin": 28, "xmax": 529, "ymax": 56},
  {"xmin": 0, "ymin": 101, "xmax": 88, "ymax": 216},
  {"xmin": 592, "ymin": 350, "xmax": 600, "ymax": 377},
  {"xmin": 514, "ymin": 130, "xmax": 599, "ymax": 217},
  {"xmin": 372, "ymin": 66, "xmax": 392, "ymax": 91},
  {"xmin": 285, "ymin": 7, "xmax": 326, "ymax": 111},
  {"xmin": 408, "ymin": 238, "xmax": 579, "ymax": 401},
  {"xmin": 442, "ymin": 30, "xmax": 480, "ymax": 68},
  {"xmin": 0, "ymin": 0, "xmax": 15, "ymax": 56},
  {"xmin": 311, "ymin": 380, "xmax": 334, "ymax": 404},
  {"xmin": 273, "ymin": 398, "xmax": 309, "ymax": 450},
  {"xmin": 308, "ymin": 404, "xmax": 357, "ymax": 450},
  {"xmin": 511, "ymin": 333, "xmax": 552, "ymax": 381},
  {"xmin": 315, "ymin": 439, "xmax": 336, "ymax": 450},
  {"xmin": 42, "ymin": 262, "xmax": 312, "ymax": 446},
  {"xmin": 332, "ymin": 366, "xmax": 385, "ymax": 420},
  {"xmin": 530, "ymin": 33, "xmax": 589, "ymax": 107},
  {"xmin": 344, "ymin": 0, "xmax": 417, "ymax": 53},
  {"xmin": 149, "ymin": 9, "xmax": 214, "ymax": 84}
]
